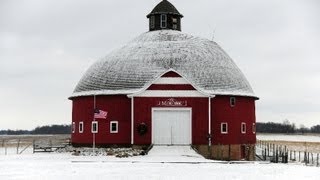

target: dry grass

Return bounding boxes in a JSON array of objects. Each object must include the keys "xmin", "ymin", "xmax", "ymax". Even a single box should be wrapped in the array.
[{"xmin": 260, "ymin": 140, "xmax": 320, "ymax": 153}]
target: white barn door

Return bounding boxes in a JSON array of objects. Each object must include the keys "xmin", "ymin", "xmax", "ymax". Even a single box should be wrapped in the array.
[{"xmin": 152, "ymin": 108, "xmax": 191, "ymax": 145}]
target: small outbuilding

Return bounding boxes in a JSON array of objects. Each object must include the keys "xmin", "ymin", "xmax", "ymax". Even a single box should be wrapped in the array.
[{"xmin": 70, "ymin": 0, "xmax": 258, "ymax": 160}]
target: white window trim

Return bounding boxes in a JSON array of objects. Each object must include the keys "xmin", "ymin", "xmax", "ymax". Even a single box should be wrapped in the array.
[
  {"xmin": 241, "ymin": 122, "xmax": 246, "ymax": 134},
  {"xmin": 221, "ymin": 123, "xmax": 228, "ymax": 134},
  {"xmin": 160, "ymin": 14, "xmax": 167, "ymax": 28},
  {"xmin": 253, "ymin": 123, "xmax": 256, "ymax": 134},
  {"xmin": 79, "ymin": 121, "xmax": 84, "ymax": 133},
  {"xmin": 72, "ymin": 122, "xmax": 75, "ymax": 133},
  {"xmin": 110, "ymin": 121, "xmax": 118, "ymax": 133},
  {"xmin": 230, "ymin": 97, "xmax": 236, "ymax": 107},
  {"xmin": 92, "ymin": 121, "xmax": 98, "ymax": 133}
]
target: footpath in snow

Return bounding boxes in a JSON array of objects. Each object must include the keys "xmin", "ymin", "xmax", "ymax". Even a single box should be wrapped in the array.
[{"xmin": 145, "ymin": 145, "xmax": 209, "ymax": 163}]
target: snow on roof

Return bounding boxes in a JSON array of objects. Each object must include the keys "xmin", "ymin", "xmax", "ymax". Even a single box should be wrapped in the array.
[{"xmin": 71, "ymin": 30, "xmax": 256, "ymax": 98}]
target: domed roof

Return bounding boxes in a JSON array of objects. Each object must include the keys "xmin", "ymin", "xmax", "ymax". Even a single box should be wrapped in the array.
[
  {"xmin": 71, "ymin": 30, "xmax": 256, "ymax": 98},
  {"xmin": 147, "ymin": 0, "xmax": 183, "ymax": 18}
]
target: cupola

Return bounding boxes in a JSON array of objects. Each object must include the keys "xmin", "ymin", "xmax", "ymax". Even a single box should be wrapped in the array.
[{"xmin": 147, "ymin": 0, "xmax": 183, "ymax": 31}]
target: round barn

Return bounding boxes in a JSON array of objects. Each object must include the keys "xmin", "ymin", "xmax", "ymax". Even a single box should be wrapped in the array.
[{"xmin": 69, "ymin": 0, "xmax": 258, "ymax": 160}]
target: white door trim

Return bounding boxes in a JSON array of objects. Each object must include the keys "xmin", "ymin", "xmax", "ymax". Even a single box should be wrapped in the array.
[{"xmin": 151, "ymin": 107, "xmax": 192, "ymax": 145}]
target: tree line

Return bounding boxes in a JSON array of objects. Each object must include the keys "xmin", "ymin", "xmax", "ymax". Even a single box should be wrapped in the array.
[
  {"xmin": 257, "ymin": 120, "xmax": 320, "ymax": 134},
  {"xmin": 0, "ymin": 124, "xmax": 71, "ymax": 135}
]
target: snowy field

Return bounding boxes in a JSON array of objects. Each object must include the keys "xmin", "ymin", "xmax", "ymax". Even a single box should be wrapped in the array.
[
  {"xmin": 257, "ymin": 134, "xmax": 320, "ymax": 142},
  {"xmin": 1, "ymin": 146, "xmax": 320, "ymax": 180}
]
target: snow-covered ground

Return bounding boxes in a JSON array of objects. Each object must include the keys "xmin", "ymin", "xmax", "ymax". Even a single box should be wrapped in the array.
[
  {"xmin": 1, "ymin": 145, "xmax": 320, "ymax": 180},
  {"xmin": 257, "ymin": 134, "xmax": 320, "ymax": 142},
  {"xmin": 147, "ymin": 146, "xmax": 209, "ymax": 162}
]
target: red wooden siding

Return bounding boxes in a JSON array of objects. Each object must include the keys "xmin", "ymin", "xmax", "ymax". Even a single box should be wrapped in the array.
[
  {"xmin": 71, "ymin": 95, "xmax": 131, "ymax": 145},
  {"xmin": 71, "ymin": 95, "xmax": 256, "ymax": 146},
  {"xmin": 211, "ymin": 96, "xmax": 256, "ymax": 145}
]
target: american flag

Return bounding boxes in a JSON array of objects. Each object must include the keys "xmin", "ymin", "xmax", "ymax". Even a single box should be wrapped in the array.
[{"xmin": 94, "ymin": 109, "xmax": 108, "ymax": 119}]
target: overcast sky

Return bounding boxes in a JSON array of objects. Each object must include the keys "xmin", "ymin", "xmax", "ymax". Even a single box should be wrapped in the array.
[{"xmin": 0, "ymin": 0, "xmax": 319, "ymax": 130}]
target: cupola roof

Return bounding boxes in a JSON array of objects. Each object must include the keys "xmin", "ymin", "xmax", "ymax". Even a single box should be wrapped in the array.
[{"xmin": 147, "ymin": 0, "xmax": 183, "ymax": 18}]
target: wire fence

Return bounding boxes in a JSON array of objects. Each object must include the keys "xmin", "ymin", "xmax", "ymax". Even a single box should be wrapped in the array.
[
  {"xmin": 0, "ymin": 135, "xmax": 70, "ymax": 155},
  {"xmin": 256, "ymin": 140, "xmax": 319, "ymax": 167}
]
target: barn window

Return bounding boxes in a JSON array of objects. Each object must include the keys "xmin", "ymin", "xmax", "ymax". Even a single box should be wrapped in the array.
[
  {"xmin": 172, "ymin": 17, "xmax": 178, "ymax": 30},
  {"xmin": 252, "ymin": 123, "xmax": 256, "ymax": 134},
  {"xmin": 150, "ymin": 16, "xmax": 155, "ymax": 29},
  {"xmin": 110, "ymin": 121, "xmax": 118, "ymax": 133},
  {"xmin": 230, "ymin": 97, "xmax": 236, "ymax": 107},
  {"xmin": 79, "ymin": 122, "xmax": 84, "ymax": 133},
  {"xmin": 173, "ymin": 24, "xmax": 177, "ymax": 30},
  {"xmin": 221, "ymin": 123, "xmax": 228, "ymax": 134},
  {"xmin": 92, "ymin": 121, "xmax": 98, "ymax": 133},
  {"xmin": 161, "ymin": 14, "xmax": 167, "ymax": 28},
  {"xmin": 241, "ymin": 123, "xmax": 246, "ymax": 134},
  {"xmin": 172, "ymin": 17, "xmax": 178, "ymax": 23}
]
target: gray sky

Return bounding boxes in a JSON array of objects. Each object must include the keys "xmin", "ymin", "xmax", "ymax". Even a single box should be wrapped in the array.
[{"xmin": 0, "ymin": 0, "xmax": 319, "ymax": 130}]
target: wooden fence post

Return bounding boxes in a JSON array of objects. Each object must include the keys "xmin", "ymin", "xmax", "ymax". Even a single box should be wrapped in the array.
[
  {"xmin": 279, "ymin": 145, "xmax": 282, "ymax": 155},
  {"xmin": 1, "ymin": 139, "xmax": 4, "ymax": 155},
  {"xmin": 304, "ymin": 152, "xmax": 307, "ymax": 165},
  {"xmin": 2, "ymin": 140, "xmax": 6, "ymax": 155},
  {"xmin": 289, "ymin": 150, "xmax": 291, "ymax": 160},
  {"xmin": 17, "ymin": 138, "xmax": 20, "ymax": 154},
  {"xmin": 273, "ymin": 144, "xmax": 275, "ymax": 159},
  {"xmin": 284, "ymin": 146, "xmax": 287, "ymax": 155},
  {"xmin": 276, "ymin": 146, "xmax": 279, "ymax": 163},
  {"xmin": 49, "ymin": 139, "xmax": 52, "ymax": 147},
  {"xmin": 33, "ymin": 139, "xmax": 35, "ymax": 154}
]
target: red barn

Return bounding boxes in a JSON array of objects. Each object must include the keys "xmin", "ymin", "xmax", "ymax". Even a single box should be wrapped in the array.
[{"xmin": 69, "ymin": 0, "xmax": 258, "ymax": 160}]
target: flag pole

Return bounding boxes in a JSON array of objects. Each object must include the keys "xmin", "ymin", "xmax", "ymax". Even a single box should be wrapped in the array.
[{"xmin": 93, "ymin": 94, "xmax": 96, "ymax": 152}]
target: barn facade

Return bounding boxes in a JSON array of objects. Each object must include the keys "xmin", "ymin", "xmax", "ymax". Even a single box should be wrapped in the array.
[{"xmin": 70, "ymin": 0, "xmax": 258, "ymax": 160}]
